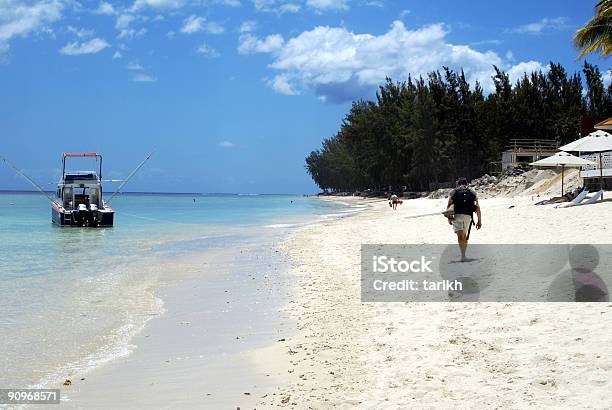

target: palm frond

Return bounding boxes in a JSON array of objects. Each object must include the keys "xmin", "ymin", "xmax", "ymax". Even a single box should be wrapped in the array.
[{"xmin": 574, "ymin": 1, "xmax": 612, "ymax": 59}]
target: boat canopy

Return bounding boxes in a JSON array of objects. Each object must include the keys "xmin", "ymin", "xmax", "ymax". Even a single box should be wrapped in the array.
[
  {"xmin": 64, "ymin": 153, "xmax": 99, "ymax": 157},
  {"xmin": 63, "ymin": 153, "xmax": 103, "ymax": 179}
]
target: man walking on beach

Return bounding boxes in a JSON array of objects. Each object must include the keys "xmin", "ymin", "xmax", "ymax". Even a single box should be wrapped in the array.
[
  {"xmin": 446, "ymin": 178, "xmax": 482, "ymax": 261},
  {"xmin": 389, "ymin": 192, "xmax": 399, "ymax": 210}
]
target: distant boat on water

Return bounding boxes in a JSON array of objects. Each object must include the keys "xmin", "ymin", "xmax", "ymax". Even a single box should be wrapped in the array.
[
  {"xmin": 52, "ymin": 153, "xmax": 114, "ymax": 227},
  {"xmin": 1, "ymin": 151, "xmax": 152, "ymax": 228}
]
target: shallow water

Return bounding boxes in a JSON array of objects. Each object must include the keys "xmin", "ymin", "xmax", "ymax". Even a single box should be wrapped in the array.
[{"xmin": 0, "ymin": 192, "xmax": 355, "ymax": 388}]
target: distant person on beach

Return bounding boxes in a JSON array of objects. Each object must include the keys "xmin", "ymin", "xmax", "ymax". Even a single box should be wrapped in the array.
[
  {"xmin": 446, "ymin": 178, "xmax": 482, "ymax": 261},
  {"xmin": 534, "ymin": 187, "xmax": 581, "ymax": 205},
  {"xmin": 389, "ymin": 193, "xmax": 399, "ymax": 210}
]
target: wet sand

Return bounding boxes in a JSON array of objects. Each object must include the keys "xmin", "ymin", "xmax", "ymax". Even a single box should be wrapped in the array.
[{"xmin": 60, "ymin": 236, "xmax": 296, "ymax": 409}]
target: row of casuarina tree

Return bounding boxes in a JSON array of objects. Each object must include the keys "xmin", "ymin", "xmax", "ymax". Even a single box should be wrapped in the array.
[{"xmin": 305, "ymin": 62, "xmax": 612, "ymax": 193}]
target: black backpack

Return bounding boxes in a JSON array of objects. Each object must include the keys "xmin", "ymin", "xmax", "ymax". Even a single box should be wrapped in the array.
[{"xmin": 452, "ymin": 187, "xmax": 476, "ymax": 216}]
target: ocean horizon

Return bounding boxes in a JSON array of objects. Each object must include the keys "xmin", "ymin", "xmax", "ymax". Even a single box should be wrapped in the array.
[{"xmin": 0, "ymin": 190, "xmax": 313, "ymax": 196}]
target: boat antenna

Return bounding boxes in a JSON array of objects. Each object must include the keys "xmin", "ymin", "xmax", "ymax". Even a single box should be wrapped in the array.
[
  {"xmin": 0, "ymin": 155, "xmax": 61, "ymax": 206},
  {"xmin": 105, "ymin": 152, "xmax": 153, "ymax": 204}
]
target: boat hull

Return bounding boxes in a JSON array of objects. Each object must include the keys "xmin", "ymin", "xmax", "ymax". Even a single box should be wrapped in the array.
[{"xmin": 51, "ymin": 204, "xmax": 114, "ymax": 227}]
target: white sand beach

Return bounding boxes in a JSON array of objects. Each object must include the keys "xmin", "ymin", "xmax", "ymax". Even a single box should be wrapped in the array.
[
  {"xmin": 255, "ymin": 193, "xmax": 612, "ymax": 408},
  {"xmin": 59, "ymin": 187, "xmax": 612, "ymax": 409}
]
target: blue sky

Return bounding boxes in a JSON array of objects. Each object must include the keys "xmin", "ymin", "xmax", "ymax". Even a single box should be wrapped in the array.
[{"xmin": 0, "ymin": 0, "xmax": 608, "ymax": 193}]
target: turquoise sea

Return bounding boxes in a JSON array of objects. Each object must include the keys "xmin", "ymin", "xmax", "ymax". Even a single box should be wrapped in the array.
[{"xmin": 0, "ymin": 192, "xmax": 364, "ymax": 389}]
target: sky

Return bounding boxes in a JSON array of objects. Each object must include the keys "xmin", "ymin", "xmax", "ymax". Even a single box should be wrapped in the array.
[{"xmin": 0, "ymin": 0, "xmax": 608, "ymax": 194}]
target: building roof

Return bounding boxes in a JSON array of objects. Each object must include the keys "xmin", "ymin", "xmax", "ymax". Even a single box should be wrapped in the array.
[{"xmin": 594, "ymin": 117, "xmax": 612, "ymax": 130}]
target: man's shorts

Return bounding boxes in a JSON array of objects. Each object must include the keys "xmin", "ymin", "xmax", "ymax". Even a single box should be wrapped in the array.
[{"xmin": 452, "ymin": 214, "xmax": 472, "ymax": 233}]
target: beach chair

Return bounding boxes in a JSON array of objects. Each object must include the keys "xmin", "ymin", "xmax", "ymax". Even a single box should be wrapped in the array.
[
  {"xmin": 555, "ymin": 189, "xmax": 589, "ymax": 208},
  {"xmin": 580, "ymin": 190, "xmax": 604, "ymax": 205}
]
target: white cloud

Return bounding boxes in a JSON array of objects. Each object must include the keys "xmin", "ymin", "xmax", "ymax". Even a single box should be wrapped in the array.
[
  {"xmin": 511, "ymin": 17, "xmax": 569, "ymax": 34},
  {"xmin": 507, "ymin": 60, "xmax": 548, "ymax": 84},
  {"xmin": 267, "ymin": 74, "xmax": 297, "ymax": 95},
  {"xmin": 197, "ymin": 43, "xmax": 220, "ymax": 57},
  {"xmin": 126, "ymin": 61, "xmax": 143, "ymax": 70},
  {"xmin": 204, "ymin": 21, "xmax": 224, "ymax": 34},
  {"xmin": 238, "ymin": 33, "xmax": 283, "ymax": 54},
  {"xmin": 115, "ymin": 14, "xmax": 134, "ymax": 29},
  {"xmin": 59, "ymin": 37, "xmax": 110, "ymax": 55},
  {"xmin": 218, "ymin": 140, "xmax": 235, "ymax": 148},
  {"xmin": 115, "ymin": 15, "xmax": 146, "ymax": 39},
  {"xmin": 0, "ymin": 0, "xmax": 64, "ymax": 53},
  {"xmin": 133, "ymin": 73, "xmax": 157, "ymax": 82},
  {"xmin": 180, "ymin": 15, "xmax": 224, "ymax": 34},
  {"xmin": 470, "ymin": 39, "xmax": 501, "ymax": 46},
  {"xmin": 239, "ymin": 20, "xmax": 257, "ymax": 33},
  {"xmin": 505, "ymin": 50, "xmax": 514, "ymax": 61},
  {"xmin": 252, "ymin": 0, "xmax": 274, "ymax": 11},
  {"xmin": 112, "ymin": 50, "xmax": 122, "ymax": 58},
  {"xmin": 252, "ymin": 0, "xmax": 300, "ymax": 14},
  {"xmin": 242, "ymin": 21, "xmax": 547, "ymax": 102},
  {"xmin": 278, "ymin": 3, "xmax": 300, "ymax": 13},
  {"xmin": 131, "ymin": 0, "xmax": 186, "ymax": 11},
  {"xmin": 306, "ymin": 0, "xmax": 348, "ymax": 11},
  {"xmin": 118, "ymin": 27, "xmax": 146, "ymax": 39},
  {"xmin": 603, "ymin": 70, "xmax": 612, "ymax": 87},
  {"xmin": 94, "ymin": 1, "xmax": 115, "ymax": 15},
  {"xmin": 181, "ymin": 15, "xmax": 204, "ymax": 33},
  {"xmin": 67, "ymin": 26, "xmax": 94, "ymax": 38},
  {"xmin": 363, "ymin": 0, "xmax": 384, "ymax": 7}
]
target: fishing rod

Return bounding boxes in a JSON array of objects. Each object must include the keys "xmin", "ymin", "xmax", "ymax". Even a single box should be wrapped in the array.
[
  {"xmin": 404, "ymin": 212, "xmax": 444, "ymax": 219},
  {"xmin": 0, "ymin": 155, "xmax": 61, "ymax": 206},
  {"xmin": 105, "ymin": 152, "xmax": 153, "ymax": 204},
  {"xmin": 404, "ymin": 202, "xmax": 515, "ymax": 220}
]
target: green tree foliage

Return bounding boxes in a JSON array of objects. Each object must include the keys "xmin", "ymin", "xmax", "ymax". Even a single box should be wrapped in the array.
[
  {"xmin": 305, "ymin": 62, "xmax": 611, "ymax": 192},
  {"xmin": 582, "ymin": 61, "xmax": 611, "ymax": 118},
  {"xmin": 574, "ymin": 0, "xmax": 612, "ymax": 59}
]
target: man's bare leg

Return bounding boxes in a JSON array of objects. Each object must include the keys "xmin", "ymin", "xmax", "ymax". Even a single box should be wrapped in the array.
[{"xmin": 457, "ymin": 231, "xmax": 468, "ymax": 261}]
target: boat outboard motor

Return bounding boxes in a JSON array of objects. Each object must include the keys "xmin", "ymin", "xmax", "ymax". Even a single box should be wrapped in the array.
[
  {"xmin": 74, "ymin": 203, "xmax": 98, "ymax": 226},
  {"xmin": 89, "ymin": 204, "xmax": 101, "ymax": 227}
]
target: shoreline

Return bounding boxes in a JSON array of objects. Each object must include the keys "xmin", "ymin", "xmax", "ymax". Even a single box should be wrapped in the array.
[
  {"xmin": 60, "ymin": 237, "xmax": 295, "ymax": 408},
  {"xmin": 52, "ymin": 199, "xmax": 365, "ymax": 408},
  {"xmin": 24, "ymin": 225, "xmax": 272, "ymax": 393}
]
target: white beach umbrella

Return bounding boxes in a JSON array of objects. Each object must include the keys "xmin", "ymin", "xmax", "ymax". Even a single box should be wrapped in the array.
[
  {"xmin": 530, "ymin": 152, "xmax": 596, "ymax": 196},
  {"xmin": 559, "ymin": 130, "xmax": 612, "ymax": 197},
  {"xmin": 559, "ymin": 130, "xmax": 612, "ymax": 152}
]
